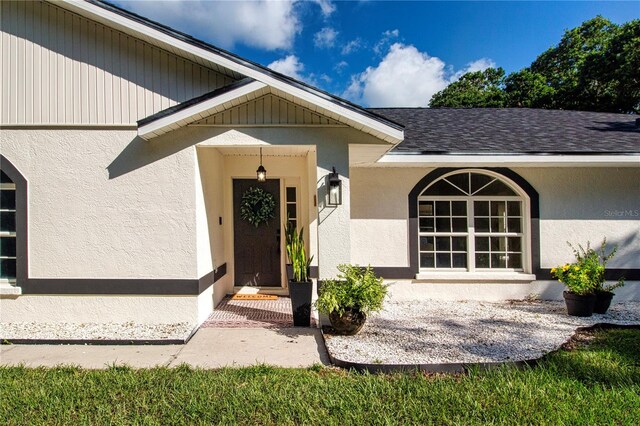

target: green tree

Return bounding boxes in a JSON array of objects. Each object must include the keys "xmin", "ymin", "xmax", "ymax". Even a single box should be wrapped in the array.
[
  {"xmin": 429, "ymin": 68, "xmax": 507, "ymax": 108},
  {"xmin": 504, "ymin": 69, "xmax": 555, "ymax": 108},
  {"xmin": 429, "ymin": 16, "xmax": 639, "ymax": 113}
]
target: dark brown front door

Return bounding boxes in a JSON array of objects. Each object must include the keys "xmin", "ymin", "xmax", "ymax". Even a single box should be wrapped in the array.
[{"xmin": 233, "ymin": 179, "xmax": 281, "ymax": 287}]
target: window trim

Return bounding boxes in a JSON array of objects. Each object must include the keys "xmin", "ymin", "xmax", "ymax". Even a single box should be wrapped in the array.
[
  {"xmin": 408, "ymin": 168, "xmax": 539, "ymax": 279},
  {"xmin": 0, "ymin": 155, "xmax": 28, "ymax": 288}
]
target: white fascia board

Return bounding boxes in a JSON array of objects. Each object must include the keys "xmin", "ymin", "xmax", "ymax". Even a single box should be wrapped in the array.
[
  {"xmin": 378, "ymin": 154, "xmax": 640, "ymax": 167},
  {"xmin": 138, "ymin": 81, "xmax": 267, "ymax": 139},
  {"xmin": 60, "ymin": 0, "xmax": 404, "ymax": 144}
]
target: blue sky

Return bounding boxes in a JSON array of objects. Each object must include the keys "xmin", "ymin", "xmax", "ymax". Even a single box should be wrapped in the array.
[{"xmin": 114, "ymin": 1, "xmax": 639, "ymax": 107}]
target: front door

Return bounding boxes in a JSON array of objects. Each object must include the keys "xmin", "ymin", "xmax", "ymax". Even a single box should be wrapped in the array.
[{"xmin": 233, "ymin": 179, "xmax": 281, "ymax": 287}]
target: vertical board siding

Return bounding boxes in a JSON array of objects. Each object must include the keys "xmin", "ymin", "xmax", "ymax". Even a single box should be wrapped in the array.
[
  {"xmin": 1, "ymin": 1, "xmax": 237, "ymax": 125},
  {"xmin": 196, "ymin": 94, "xmax": 342, "ymax": 126}
]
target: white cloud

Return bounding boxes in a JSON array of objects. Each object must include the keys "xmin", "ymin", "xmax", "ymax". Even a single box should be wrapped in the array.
[
  {"xmin": 343, "ymin": 43, "xmax": 496, "ymax": 107},
  {"xmin": 310, "ymin": 0, "xmax": 336, "ymax": 18},
  {"xmin": 373, "ymin": 29, "xmax": 400, "ymax": 55},
  {"xmin": 268, "ymin": 55, "xmax": 305, "ymax": 80},
  {"xmin": 114, "ymin": 0, "xmax": 305, "ymax": 50},
  {"xmin": 334, "ymin": 60, "xmax": 349, "ymax": 73},
  {"xmin": 269, "ymin": 55, "xmax": 322, "ymax": 86},
  {"xmin": 314, "ymin": 27, "xmax": 338, "ymax": 49},
  {"xmin": 451, "ymin": 58, "xmax": 496, "ymax": 81},
  {"xmin": 341, "ymin": 38, "xmax": 363, "ymax": 55}
]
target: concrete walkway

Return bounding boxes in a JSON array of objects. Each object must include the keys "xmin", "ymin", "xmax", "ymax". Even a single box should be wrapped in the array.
[{"xmin": 0, "ymin": 327, "xmax": 330, "ymax": 369}]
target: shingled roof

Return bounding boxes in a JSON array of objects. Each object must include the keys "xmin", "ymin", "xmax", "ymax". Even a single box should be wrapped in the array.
[{"xmin": 369, "ymin": 108, "xmax": 640, "ymax": 154}]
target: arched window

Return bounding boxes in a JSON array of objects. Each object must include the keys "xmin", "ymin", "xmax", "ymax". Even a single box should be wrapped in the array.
[
  {"xmin": 417, "ymin": 170, "xmax": 530, "ymax": 272},
  {"xmin": 1, "ymin": 170, "xmax": 17, "ymax": 281}
]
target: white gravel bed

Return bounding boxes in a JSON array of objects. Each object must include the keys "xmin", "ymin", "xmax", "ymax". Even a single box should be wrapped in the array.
[
  {"xmin": 323, "ymin": 300, "xmax": 640, "ymax": 365},
  {"xmin": 1, "ymin": 322, "xmax": 195, "ymax": 341}
]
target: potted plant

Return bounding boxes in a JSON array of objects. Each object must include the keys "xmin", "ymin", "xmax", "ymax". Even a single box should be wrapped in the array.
[
  {"xmin": 286, "ymin": 224, "xmax": 313, "ymax": 326},
  {"xmin": 551, "ymin": 239, "xmax": 624, "ymax": 316},
  {"xmin": 284, "ymin": 219, "xmax": 296, "ymax": 281},
  {"xmin": 315, "ymin": 264, "xmax": 388, "ymax": 335}
]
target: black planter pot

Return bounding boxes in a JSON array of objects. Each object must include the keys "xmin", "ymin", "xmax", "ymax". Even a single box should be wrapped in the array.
[
  {"xmin": 328, "ymin": 308, "xmax": 367, "ymax": 335},
  {"xmin": 594, "ymin": 291, "xmax": 614, "ymax": 314},
  {"xmin": 289, "ymin": 280, "xmax": 313, "ymax": 327},
  {"xmin": 563, "ymin": 291, "xmax": 596, "ymax": 317},
  {"xmin": 285, "ymin": 264, "xmax": 293, "ymax": 281}
]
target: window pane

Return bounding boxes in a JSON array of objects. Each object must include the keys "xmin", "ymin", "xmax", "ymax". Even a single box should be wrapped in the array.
[
  {"xmin": 420, "ymin": 253, "xmax": 434, "ymax": 268},
  {"xmin": 0, "ymin": 212, "xmax": 16, "ymax": 233},
  {"xmin": 491, "ymin": 253, "xmax": 507, "ymax": 268},
  {"xmin": 509, "ymin": 254, "xmax": 522, "ymax": 269},
  {"xmin": 436, "ymin": 253, "xmax": 451, "ymax": 268},
  {"xmin": 475, "ymin": 237, "xmax": 489, "ymax": 251},
  {"xmin": 435, "ymin": 201, "xmax": 450, "ymax": 216},
  {"xmin": 491, "ymin": 237, "xmax": 506, "ymax": 251},
  {"xmin": 476, "ymin": 253, "xmax": 490, "ymax": 268},
  {"xmin": 0, "ymin": 190, "xmax": 16, "ymax": 210},
  {"xmin": 435, "ymin": 237, "xmax": 450, "ymax": 251},
  {"xmin": 436, "ymin": 218, "xmax": 451, "ymax": 232},
  {"xmin": 451, "ymin": 237, "xmax": 467, "ymax": 251},
  {"xmin": 452, "ymin": 253, "xmax": 467, "ymax": 268},
  {"xmin": 490, "ymin": 218, "xmax": 506, "ymax": 233},
  {"xmin": 419, "ymin": 218, "xmax": 434, "ymax": 232},
  {"xmin": 0, "ymin": 258, "xmax": 16, "ymax": 279},
  {"xmin": 475, "ymin": 218, "xmax": 489, "ymax": 232},
  {"xmin": 0, "ymin": 171, "xmax": 11, "ymax": 183},
  {"xmin": 0, "ymin": 237, "xmax": 16, "ymax": 257},
  {"xmin": 508, "ymin": 237, "xmax": 522, "ymax": 252},
  {"xmin": 490, "ymin": 201, "xmax": 506, "ymax": 217},
  {"xmin": 419, "ymin": 201, "xmax": 434, "ymax": 217},
  {"xmin": 286, "ymin": 204, "xmax": 297, "ymax": 219},
  {"xmin": 420, "ymin": 236, "xmax": 434, "ymax": 251},
  {"xmin": 445, "ymin": 173, "xmax": 470, "ymax": 195},
  {"xmin": 474, "ymin": 201, "xmax": 489, "ymax": 216},
  {"xmin": 423, "ymin": 179, "xmax": 465, "ymax": 196},
  {"xmin": 451, "ymin": 201, "xmax": 466, "ymax": 216},
  {"xmin": 286, "ymin": 187, "xmax": 296, "ymax": 202},
  {"xmin": 452, "ymin": 218, "xmax": 467, "ymax": 232},
  {"xmin": 476, "ymin": 180, "xmax": 516, "ymax": 196},
  {"xmin": 288, "ymin": 219, "xmax": 297, "ymax": 230},
  {"xmin": 508, "ymin": 218, "xmax": 522, "ymax": 233},
  {"xmin": 507, "ymin": 201, "xmax": 521, "ymax": 216},
  {"xmin": 470, "ymin": 173, "xmax": 494, "ymax": 194}
]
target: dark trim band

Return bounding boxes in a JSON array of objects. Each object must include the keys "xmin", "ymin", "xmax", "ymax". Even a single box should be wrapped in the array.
[
  {"xmin": 0, "ymin": 154, "xmax": 28, "ymax": 285},
  {"xmin": 20, "ymin": 263, "xmax": 227, "ymax": 296}
]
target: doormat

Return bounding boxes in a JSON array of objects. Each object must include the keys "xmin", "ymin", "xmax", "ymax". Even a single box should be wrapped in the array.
[{"xmin": 231, "ymin": 294, "xmax": 279, "ymax": 301}]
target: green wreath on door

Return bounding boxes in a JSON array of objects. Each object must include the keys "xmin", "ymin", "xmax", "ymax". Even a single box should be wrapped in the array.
[{"xmin": 239, "ymin": 187, "xmax": 276, "ymax": 227}]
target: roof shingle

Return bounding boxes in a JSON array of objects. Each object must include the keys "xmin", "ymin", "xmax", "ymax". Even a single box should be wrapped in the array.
[{"xmin": 369, "ymin": 108, "xmax": 640, "ymax": 154}]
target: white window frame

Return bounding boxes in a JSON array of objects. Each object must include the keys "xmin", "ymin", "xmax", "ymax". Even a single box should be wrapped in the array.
[{"xmin": 417, "ymin": 170, "xmax": 532, "ymax": 274}]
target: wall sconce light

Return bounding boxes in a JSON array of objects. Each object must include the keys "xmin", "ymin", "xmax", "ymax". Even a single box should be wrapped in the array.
[
  {"xmin": 327, "ymin": 167, "xmax": 342, "ymax": 206},
  {"xmin": 256, "ymin": 147, "xmax": 266, "ymax": 182}
]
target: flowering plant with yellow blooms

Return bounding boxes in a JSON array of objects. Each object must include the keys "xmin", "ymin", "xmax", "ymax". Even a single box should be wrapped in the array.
[{"xmin": 551, "ymin": 239, "xmax": 624, "ymax": 295}]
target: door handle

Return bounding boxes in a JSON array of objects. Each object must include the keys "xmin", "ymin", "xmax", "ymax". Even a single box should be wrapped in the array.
[{"xmin": 276, "ymin": 229, "xmax": 281, "ymax": 255}]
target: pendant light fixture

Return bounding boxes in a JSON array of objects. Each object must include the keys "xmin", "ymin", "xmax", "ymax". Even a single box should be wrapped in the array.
[{"xmin": 256, "ymin": 147, "xmax": 267, "ymax": 182}]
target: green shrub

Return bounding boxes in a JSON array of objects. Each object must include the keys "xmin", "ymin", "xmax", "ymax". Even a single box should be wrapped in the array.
[
  {"xmin": 285, "ymin": 220, "xmax": 312, "ymax": 282},
  {"xmin": 315, "ymin": 264, "xmax": 388, "ymax": 315},
  {"xmin": 551, "ymin": 239, "xmax": 625, "ymax": 295}
]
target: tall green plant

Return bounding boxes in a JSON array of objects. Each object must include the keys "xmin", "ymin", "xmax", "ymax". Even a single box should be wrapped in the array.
[{"xmin": 285, "ymin": 221, "xmax": 312, "ymax": 283}]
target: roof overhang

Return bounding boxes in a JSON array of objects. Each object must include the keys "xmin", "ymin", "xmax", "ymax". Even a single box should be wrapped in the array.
[
  {"xmin": 377, "ymin": 153, "xmax": 640, "ymax": 167},
  {"xmin": 138, "ymin": 79, "xmax": 268, "ymax": 140},
  {"xmin": 57, "ymin": 0, "xmax": 404, "ymax": 144}
]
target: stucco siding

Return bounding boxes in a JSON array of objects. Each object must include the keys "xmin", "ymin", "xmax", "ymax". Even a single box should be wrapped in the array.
[
  {"xmin": 1, "ymin": 129, "xmax": 198, "ymax": 278},
  {"xmin": 0, "ymin": 0, "xmax": 236, "ymax": 125}
]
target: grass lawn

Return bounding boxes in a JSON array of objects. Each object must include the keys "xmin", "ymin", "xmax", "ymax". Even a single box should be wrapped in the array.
[{"xmin": 1, "ymin": 328, "xmax": 639, "ymax": 425}]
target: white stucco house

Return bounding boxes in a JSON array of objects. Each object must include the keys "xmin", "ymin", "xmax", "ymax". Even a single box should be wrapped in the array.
[{"xmin": 1, "ymin": 0, "xmax": 639, "ymax": 329}]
